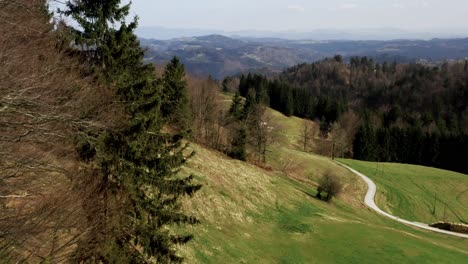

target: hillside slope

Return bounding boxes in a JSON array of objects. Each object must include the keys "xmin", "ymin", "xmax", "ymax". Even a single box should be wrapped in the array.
[
  {"xmin": 175, "ymin": 108, "xmax": 468, "ymax": 263},
  {"xmin": 179, "ymin": 144, "xmax": 468, "ymax": 263}
]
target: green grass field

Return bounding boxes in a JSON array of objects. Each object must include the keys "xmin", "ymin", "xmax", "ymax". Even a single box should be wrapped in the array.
[
  {"xmin": 338, "ymin": 159, "xmax": 468, "ymax": 224},
  {"xmin": 178, "ymin": 144, "xmax": 468, "ymax": 263},
  {"xmin": 179, "ymin": 103, "xmax": 467, "ymax": 263}
]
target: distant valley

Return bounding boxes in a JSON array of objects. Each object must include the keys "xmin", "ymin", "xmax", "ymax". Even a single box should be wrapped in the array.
[{"xmin": 142, "ymin": 35, "xmax": 468, "ymax": 78}]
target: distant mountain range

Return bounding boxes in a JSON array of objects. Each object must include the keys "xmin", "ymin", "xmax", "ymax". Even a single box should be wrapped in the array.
[
  {"xmin": 141, "ymin": 35, "xmax": 468, "ymax": 79},
  {"xmin": 136, "ymin": 27, "xmax": 468, "ymax": 41}
]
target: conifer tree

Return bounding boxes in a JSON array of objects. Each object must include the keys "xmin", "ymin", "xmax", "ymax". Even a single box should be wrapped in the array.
[
  {"xmin": 353, "ymin": 124, "xmax": 377, "ymax": 161},
  {"xmin": 63, "ymin": 1, "xmax": 200, "ymax": 262},
  {"xmin": 161, "ymin": 57, "xmax": 192, "ymax": 132},
  {"xmin": 243, "ymin": 89, "xmax": 257, "ymax": 119},
  {"xmin": 284, "ymin": 89, "xmax": 294, "ymax": 117},
  {"xmin": 222, "ymin": 76, "xmax": 231, "ymax": 93},
  {"xmin": 229, "ymin": 127, "xmax": 248, "ymax": 161},
  {"xmin": 229, "ymin": 92, "xmax": 244, "ymax": 121},
  {"xmin": 227, "ymin": 92, "xmax": 248, "ymax": 160},
  {"xmin": 61, "ymin": 0, "xmax": 141, "ymax": 80}
]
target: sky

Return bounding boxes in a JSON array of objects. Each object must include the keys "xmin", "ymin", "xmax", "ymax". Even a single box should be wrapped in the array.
[{"xmin": 128, "ymin": 0, "xmax": 468, "ymax": 32}]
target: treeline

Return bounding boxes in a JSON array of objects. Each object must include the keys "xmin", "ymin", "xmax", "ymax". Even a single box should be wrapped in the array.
[
  {"xmin": 238, "ymin": 73, "xmax": 347, "ymax": 133},
  {"xmin": 226, "ymin": 55, "xmax": 468, "ymax": 173},
  {"xmin": 353, "ymin": 125, "xmax": 468, "ymax": 174},
  {"xmin": 279, "ymin": 56, "xmax": 468, "ymax": 136}
]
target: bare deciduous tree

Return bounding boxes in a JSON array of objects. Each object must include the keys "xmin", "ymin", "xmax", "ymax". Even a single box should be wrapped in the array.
[
  {"xmin": 222, "ymin": 76, "xmax": 240, "ymax": 93},
  {"xmin": 300, "ymin": 120, "xmax": 315, "ymax": 152},
  {"xmin": 188, "ymin": 76, "xmax": 227, "ymax": 149},
  {"xmin": 0, "ymin": 1, "xmax": 122, "ymax": 261},
  {"xmin": 332, "ymin": 111, "xmax": 361, "ymax": 158},
  {"xmin": 246, "ymin": 104, "xmax": 274, "ymax": 164}
]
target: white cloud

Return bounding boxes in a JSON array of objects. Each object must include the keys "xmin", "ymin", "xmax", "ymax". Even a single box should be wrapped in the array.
[{"xmin": 287, "ymin": 4, "xmax": 305, "ymax": 13}]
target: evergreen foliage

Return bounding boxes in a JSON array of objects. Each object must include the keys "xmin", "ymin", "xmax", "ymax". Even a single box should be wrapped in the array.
[
  {"xmin": 61, "ymin": 0, "xmax": 141, "ymax": 80},
  {"xmin": 238, "ymin": 73, "xmax": 347, "ymax": 125},
  {"xmin": 227, "ymin": 88, "xmax": 271, "ymax": 162},
  {"xmin": 229, "ymin": 92, "xmax": 244, "ymax": 120},
  {"xmin": 161, "ymin": 57, "xmax": 192, "ymax": 132},
  {"xmin": 231, "ymin": 56, "xmax": 468, "ymax": 173},
  {"xmin": 63, "ymin": 0, "xmax": 200, "ymax": 262},
  {"xmin": 222, "ymin": 76, "xmax": 234, "ymax": 92},
  {"xmin": 352, "ymin": 124, "xmax": 377, "ymax": 161},
  {"xmin": 353, "ymin": 124, "xmax": 468, "ymax": 174},
  {"xmin": 227, "ymin": 92, "xmax": 248, "ymax": 161},
  {"xmin": 243, "ymin": 89, "xmax": 258, "ymax": 119},
  {"xmin": 229, "ymin": 127, "xmax": 248, "ymax": 161}
]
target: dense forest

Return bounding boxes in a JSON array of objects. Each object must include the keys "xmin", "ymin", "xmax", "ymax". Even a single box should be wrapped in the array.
[{"xmin": 230, "ymin": 56, "xmax": 468, "ymax": 173}]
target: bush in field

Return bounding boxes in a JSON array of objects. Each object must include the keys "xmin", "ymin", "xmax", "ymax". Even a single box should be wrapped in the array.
[{"xmin": 317, "ymin": 171, "xmax": 343, "ymax": 202}]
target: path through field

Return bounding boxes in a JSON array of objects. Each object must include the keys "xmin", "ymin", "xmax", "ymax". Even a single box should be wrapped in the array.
[{"xmin": 338, "ymin": 162, "xmax": 468, "ymax": 239}]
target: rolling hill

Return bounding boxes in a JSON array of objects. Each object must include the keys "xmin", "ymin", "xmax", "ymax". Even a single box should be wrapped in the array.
[
  {"xmin": 176, "ymin": 107, "xmax": 468, "ymax": 263},
  {"xmin": 142, "ymin": 35, "xmax": 468, "ymax": 78}
]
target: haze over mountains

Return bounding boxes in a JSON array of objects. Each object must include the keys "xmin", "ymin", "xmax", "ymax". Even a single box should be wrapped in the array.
[
  {"xmin": 136, "ymin": 26, "xmax": 468, "ymax": 41},
  {"xmin": 141, "ymin": 33, "xmax": 468, "ymax": 79}
]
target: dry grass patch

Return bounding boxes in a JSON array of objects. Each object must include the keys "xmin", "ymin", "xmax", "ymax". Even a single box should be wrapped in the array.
[{"xmin": 181, "ymin": 144, "xmax": 279, "ymax": 223}]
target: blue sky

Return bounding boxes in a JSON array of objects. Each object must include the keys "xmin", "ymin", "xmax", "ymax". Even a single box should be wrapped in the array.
[{"xmin": 128, "ymin": 0, "xmax": 468, "ymax": 32}]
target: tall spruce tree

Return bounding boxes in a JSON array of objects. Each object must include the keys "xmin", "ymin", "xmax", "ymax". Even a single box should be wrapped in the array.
[
  {"xmin": 63, "ymin": 1, "xmax": 200, "ymax": 262},
  {"xmin": 229, "ymin": 92, "xmax": 244, "ymax": 121},
  {"xmin": 243, "ymin": 89, "xmax": 257, "ymax": 119},
  {"xmin": 229, "ymin": 127, "xmax": 248, "ymax": 161},
  {"xmin": 62, "ymin": 0, "xmax": 139, "ymax": 80},
  {"xmin": 227, "ymin": 92, "xmax": 248, "ymax": 160},
  {"xmin": 161, "ymin": 57, "xmax": 191, "ymax": 132}
]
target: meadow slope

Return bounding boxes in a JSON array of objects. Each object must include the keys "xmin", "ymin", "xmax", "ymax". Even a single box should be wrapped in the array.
[
  {"xmin": 339, "ymin": 159, "xmax": 468, "ymax": 224},
  {"xmin": 176, "ymin": 109, "xmax": 468, "ymax": 263}
]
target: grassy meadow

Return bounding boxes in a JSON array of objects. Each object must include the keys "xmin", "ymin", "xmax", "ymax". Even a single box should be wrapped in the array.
[
  {"xmin": 338, "ymin": 159, "xmax": 468, "ymax": 224},
  {"xmin": 179, "ymin": 143, "xmax": 468, "ymax": 263},
  {"xmin": 173, "ymin": 108, "xmax": 467, "ymax": 263}
]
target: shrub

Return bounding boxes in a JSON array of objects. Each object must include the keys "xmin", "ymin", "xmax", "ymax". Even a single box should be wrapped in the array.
[{"xmin": 316, "ymin": 171, "xmax": 343, "ymax": 202}]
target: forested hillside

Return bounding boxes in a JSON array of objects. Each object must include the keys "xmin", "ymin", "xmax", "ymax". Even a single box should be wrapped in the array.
[{"xmin": 228, "ymin": 56, "xmax": 468, "ymax": 173}]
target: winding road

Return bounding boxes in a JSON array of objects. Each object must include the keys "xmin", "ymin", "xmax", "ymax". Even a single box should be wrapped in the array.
[{"xmin": 338, "ymin": 162, "xmax": 468, "ymax": 239}]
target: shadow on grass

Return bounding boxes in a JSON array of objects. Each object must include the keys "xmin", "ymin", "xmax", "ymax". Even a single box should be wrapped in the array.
[{"xmin": 280, "ymin": 174, "xmax": 330, "ymax": 203}]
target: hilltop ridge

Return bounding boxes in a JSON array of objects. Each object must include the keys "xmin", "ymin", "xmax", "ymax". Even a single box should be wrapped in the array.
[{"xmin": 142, "ymin": 35, "xmax": 468, "ymax": 78}]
